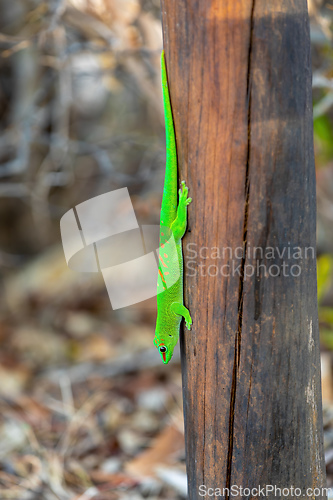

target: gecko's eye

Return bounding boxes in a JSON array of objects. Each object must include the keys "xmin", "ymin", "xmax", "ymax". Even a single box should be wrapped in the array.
[{"xmin": 159, "ymin": 345, "xmax": 167, "ymax": 354}]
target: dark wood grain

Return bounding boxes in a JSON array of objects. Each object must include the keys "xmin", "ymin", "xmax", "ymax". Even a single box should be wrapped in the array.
[{"xmin": 160, "ymin": 1, "xmax": 327, "ymax": 498}]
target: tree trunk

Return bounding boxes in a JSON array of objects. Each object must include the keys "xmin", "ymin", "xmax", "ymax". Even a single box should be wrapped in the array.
[{"xmin": 160, "ymin": 0, "xmax": 327, "ymax": 497}]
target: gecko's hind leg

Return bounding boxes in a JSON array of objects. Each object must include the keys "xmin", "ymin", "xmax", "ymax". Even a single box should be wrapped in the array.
[
  {"xmin": 170, "ymin": 181, "xmax": 192, "ymax": 241},
  {"xmin": 171, "ymin": 302, "xmax": 192, "ymax": 330}
]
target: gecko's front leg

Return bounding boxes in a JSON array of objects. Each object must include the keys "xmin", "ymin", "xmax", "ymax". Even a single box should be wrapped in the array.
[{"xmin": 171, "ymin": 302, "xmax": 193, "ymax": 330}]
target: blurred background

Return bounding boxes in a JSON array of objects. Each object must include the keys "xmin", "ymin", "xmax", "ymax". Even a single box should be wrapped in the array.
[{"xmin": 0, "ymin": 0, "xmax": 332, "ymax": 499}]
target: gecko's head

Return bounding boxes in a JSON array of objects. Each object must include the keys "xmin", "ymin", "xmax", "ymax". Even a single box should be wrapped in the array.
[{"xmin": 153, "ymin": 336, "xmax": 174, "ymax": 364}]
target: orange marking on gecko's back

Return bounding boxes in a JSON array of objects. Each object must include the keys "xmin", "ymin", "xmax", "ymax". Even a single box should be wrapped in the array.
[
  {"xmin": 164, "ymin": 253, "xmax": 168, "ymax": 258},
  {"xmin": 159, "ymin": 255, "xmax": 168, "ymax": 268},
  {"xmin": 165, "ymin": 272, "xmax": 169, "ymax": 275}
]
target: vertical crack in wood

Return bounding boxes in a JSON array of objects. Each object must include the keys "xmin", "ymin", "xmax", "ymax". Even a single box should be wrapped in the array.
[{"xmin": 225, "ymin": 1, "xmax": 255, "ymax": 496}]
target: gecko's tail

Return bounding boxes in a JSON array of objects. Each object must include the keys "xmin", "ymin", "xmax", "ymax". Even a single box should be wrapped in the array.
[{"xmin": 160, "ymin": 50, "xmax": 178, "ymax": 226}]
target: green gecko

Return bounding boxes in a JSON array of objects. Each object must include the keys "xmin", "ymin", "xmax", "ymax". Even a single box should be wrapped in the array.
[{"xmin": 154, "ymin": 50, "xmax": 192, "ymax": 364}]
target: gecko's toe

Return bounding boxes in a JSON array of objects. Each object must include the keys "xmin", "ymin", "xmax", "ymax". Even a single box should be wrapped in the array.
[{"xmin": 185, "ymin": 318, "xmax": 193, "ymax": 330}]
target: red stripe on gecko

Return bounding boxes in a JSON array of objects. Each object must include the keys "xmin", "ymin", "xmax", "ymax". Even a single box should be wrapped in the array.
[{"xmin": 158, "ymin": 269, "xmax": 166, "ymax": 283}]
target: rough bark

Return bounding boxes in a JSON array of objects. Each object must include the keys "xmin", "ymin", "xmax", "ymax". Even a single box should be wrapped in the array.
[{"xmin": 160, "ymin": 0, "xmax": 327, "ymax": 497}]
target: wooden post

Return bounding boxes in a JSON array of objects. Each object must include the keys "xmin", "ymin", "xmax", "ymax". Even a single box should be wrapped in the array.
[{"xmin": 160, "ymin": 0, "xmax": 327, "ymax": 497}]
